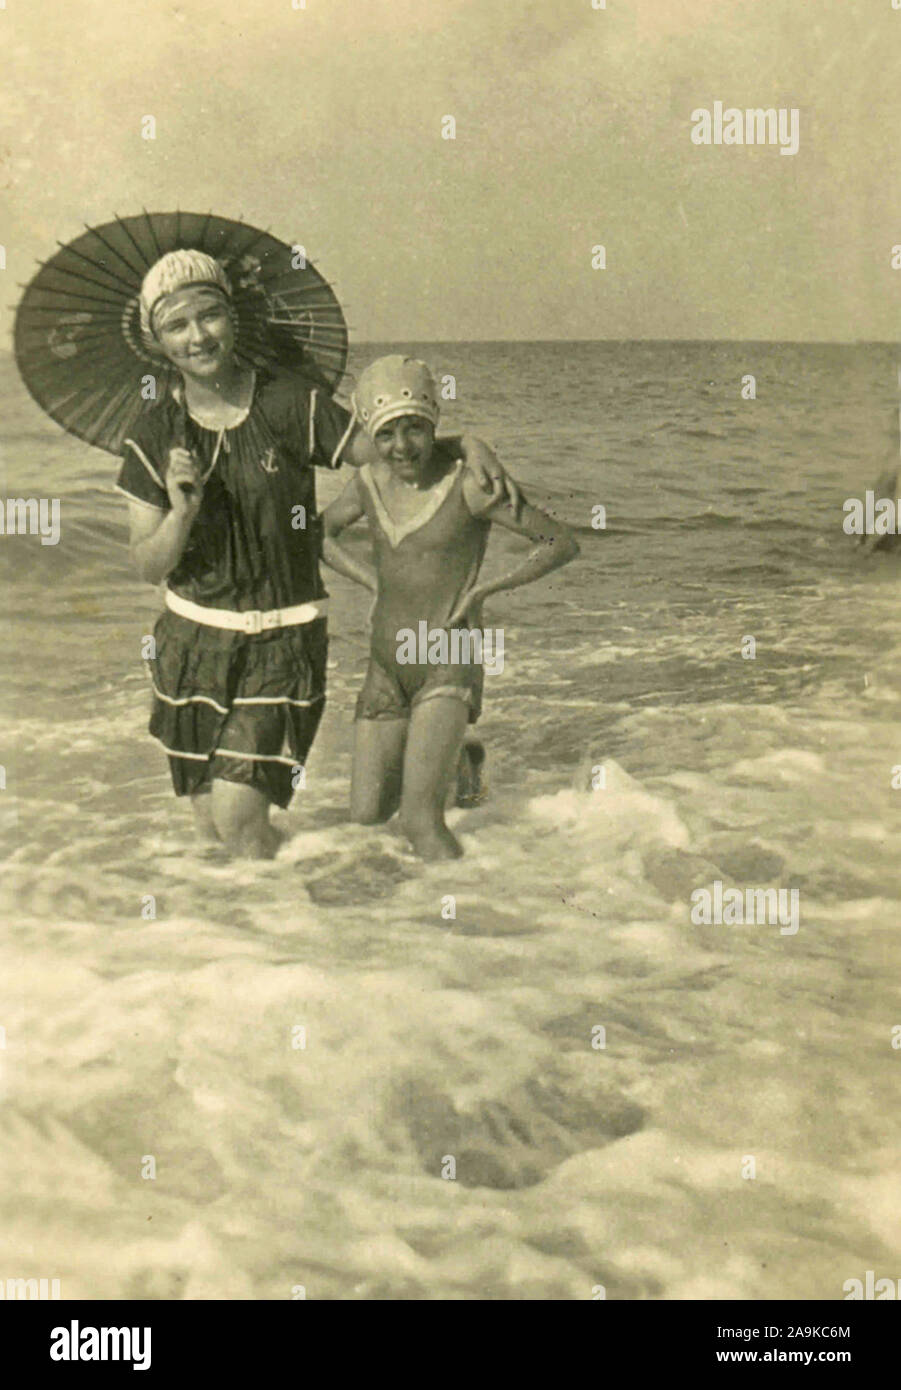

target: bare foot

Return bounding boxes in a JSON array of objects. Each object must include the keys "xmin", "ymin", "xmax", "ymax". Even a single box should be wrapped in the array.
[{"xmin": 407, "ymin": 824, "xmax": 464, "ymax": 861}]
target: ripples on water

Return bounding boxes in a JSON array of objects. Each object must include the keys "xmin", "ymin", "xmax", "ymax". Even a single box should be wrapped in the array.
[{"xmin": 2, "ymin": 343, "xmax": 901, "ymax": 1299}]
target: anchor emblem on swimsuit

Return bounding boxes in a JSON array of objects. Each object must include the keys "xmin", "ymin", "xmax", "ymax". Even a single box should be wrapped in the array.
[{"xmin": 259, "ymin": 449, "xmax": 279, "ymax": 475}]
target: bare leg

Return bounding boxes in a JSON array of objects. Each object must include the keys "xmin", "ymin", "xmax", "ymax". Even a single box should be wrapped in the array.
[
  {"xmin": 400, "ymin": 697, "xmax": 469, "ymax": 860},
  {"xmin": 209, "ymin": 780, "xmax": 280, "ymax": 859},
  {"xmin": 191, "ymin": 792, "xmax": 222, "ymax": 845},
  {"xmin": 351, "ymin": 718, "xmax": 407, "ymax": 823}
]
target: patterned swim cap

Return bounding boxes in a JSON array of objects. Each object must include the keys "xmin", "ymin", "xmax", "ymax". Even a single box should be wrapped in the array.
[
  {"xmin": 351, "ymin": 355, "xmax": 440, "ymax": 439},
  {"xmin": 140, "ymin": 250, "xmax": 232, "ymax": 339}
]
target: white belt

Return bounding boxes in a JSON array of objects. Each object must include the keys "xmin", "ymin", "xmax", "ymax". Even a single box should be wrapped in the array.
[{"xmin": 165, "ymin": 588, "xmax": 328, "ymax": 634}]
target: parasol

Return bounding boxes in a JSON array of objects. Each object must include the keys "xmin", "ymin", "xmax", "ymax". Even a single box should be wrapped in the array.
[{"xmin": 13, "ymin": 210, "xmax": 348, "ymax": 455}]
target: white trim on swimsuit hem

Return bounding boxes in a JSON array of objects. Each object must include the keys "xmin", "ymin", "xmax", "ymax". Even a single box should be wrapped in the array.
[
  {"xmin": 153, "ymin": 741, "xmax": 211, "ymax": 761},
  {"xmin": 124, "ymin": 438, "xmax": 166, "ymax": 491},
  {"xmin": 231, "ymin": 693, "xmax": 324, "ymax": 707},
  {"xmin": 149, "ymin": 682, "xmax": 323, "ymax": 714},
  {"xmin": 153, "ymin": 740, "xmax": 304, "ymax": 767},
  {"xmin": 213, "ymin": 749, "xmax": 301, "ymax": 766},
  {"xmin": 414, "ymin": 684, "xmax": 474, "ymax": 707},
  {"xmin": 150, "ymin": 683, "xmax": 230, "ymax": 714}
]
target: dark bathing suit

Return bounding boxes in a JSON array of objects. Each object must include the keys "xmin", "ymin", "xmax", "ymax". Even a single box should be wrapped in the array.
[
  {"xmin": 354, "ymin": 450, "xmax": 490, "ymax": 723},
  {"xmin": 116, "ymin": 365, "xmax": 353, "ymax": 808}
]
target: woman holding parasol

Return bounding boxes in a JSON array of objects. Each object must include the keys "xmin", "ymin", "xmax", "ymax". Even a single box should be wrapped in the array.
[{"xmin": 15, "ymin": 214, "xmax": 517, "ymax": 859}]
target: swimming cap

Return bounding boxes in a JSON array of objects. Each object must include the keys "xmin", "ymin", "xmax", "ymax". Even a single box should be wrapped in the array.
[
  {"xmin": 351, "ymin": 355, "xmax": 440, "ymax": 439},
  {"xmin": 140, "ymin": 250, "xmax": 232, "ymax": 339}
]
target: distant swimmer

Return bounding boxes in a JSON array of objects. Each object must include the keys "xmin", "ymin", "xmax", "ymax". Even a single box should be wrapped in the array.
[{"xmin": 322, "ymin": 355, "xmax": 580, "ymax": 861}]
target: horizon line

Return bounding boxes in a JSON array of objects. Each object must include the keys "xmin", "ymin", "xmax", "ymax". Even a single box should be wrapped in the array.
[
  {"xmin": 2, "ymin": 336, "xmax": 901, "ymax": 353},
  {"xmin": 349, "ymin": 337, "xmax": 901, "ymax": 347}
]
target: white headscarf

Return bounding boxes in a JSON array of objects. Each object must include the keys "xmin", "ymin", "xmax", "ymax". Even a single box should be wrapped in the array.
[{"xmin": 139, "ymin": 250, "xmax": 232, "ymax": 339}]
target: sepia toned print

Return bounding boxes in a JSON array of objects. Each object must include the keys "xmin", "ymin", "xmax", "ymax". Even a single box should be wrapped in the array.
[{"xmin": 2, "ymin": 0, "xmax": 901, "ymax": 1318}]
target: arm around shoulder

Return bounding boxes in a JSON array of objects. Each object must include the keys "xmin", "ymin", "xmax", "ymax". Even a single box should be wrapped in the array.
[{"xmin": 457, "ymin": 434, "xmax": 523, "ymax": 517}]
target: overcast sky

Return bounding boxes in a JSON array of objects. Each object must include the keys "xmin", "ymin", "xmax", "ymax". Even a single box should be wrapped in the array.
[{"xmin": 3, "ymin": 0, "xmax": 900, "ymax": 342}]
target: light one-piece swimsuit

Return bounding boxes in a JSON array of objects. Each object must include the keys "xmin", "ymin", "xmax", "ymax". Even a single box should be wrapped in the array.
[{"xmin": 354, "ymin": 451, "xmax": 490, "ymax": 723}]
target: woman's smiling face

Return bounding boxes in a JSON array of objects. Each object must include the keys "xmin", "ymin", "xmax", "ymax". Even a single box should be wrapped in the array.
[
  {"xmin": 373, "ymin": 415, "xmax": 435, "ymax": 482},
  {"xmin": 152, "ymin": 286, "xmax": 235, "ymax": 377}
]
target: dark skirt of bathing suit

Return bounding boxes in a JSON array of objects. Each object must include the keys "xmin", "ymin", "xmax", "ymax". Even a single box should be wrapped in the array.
[
  {"xmin": 115, "ymin": 366, "xmax": 354, "ymax": 807},
  {"xmin": 353, "ymin": 451, "xmax": 490, "ymax": 723},
  {"xmin": 145, "ymin": 611, "xmax": 327, "ymax": 808}
]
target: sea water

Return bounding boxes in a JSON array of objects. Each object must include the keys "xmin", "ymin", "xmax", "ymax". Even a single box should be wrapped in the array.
[{"xmin": 1, "ymin": 340, "xmax": 900, "ymax": 1299}]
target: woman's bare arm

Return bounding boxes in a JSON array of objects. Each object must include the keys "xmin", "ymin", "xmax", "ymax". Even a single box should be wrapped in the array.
[
  {"xmin": 126, "ymin": 448, "xmax": 203, "ymax": 584},
  {"xmin": 459, "ymin": 433, "xmax": 522, "ymax": 518}
]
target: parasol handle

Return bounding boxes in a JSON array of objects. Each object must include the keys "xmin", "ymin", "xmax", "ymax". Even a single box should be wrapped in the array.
[{"xmin": 175, "ymin": 404, "xmax": 197, "ymax": 497}]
